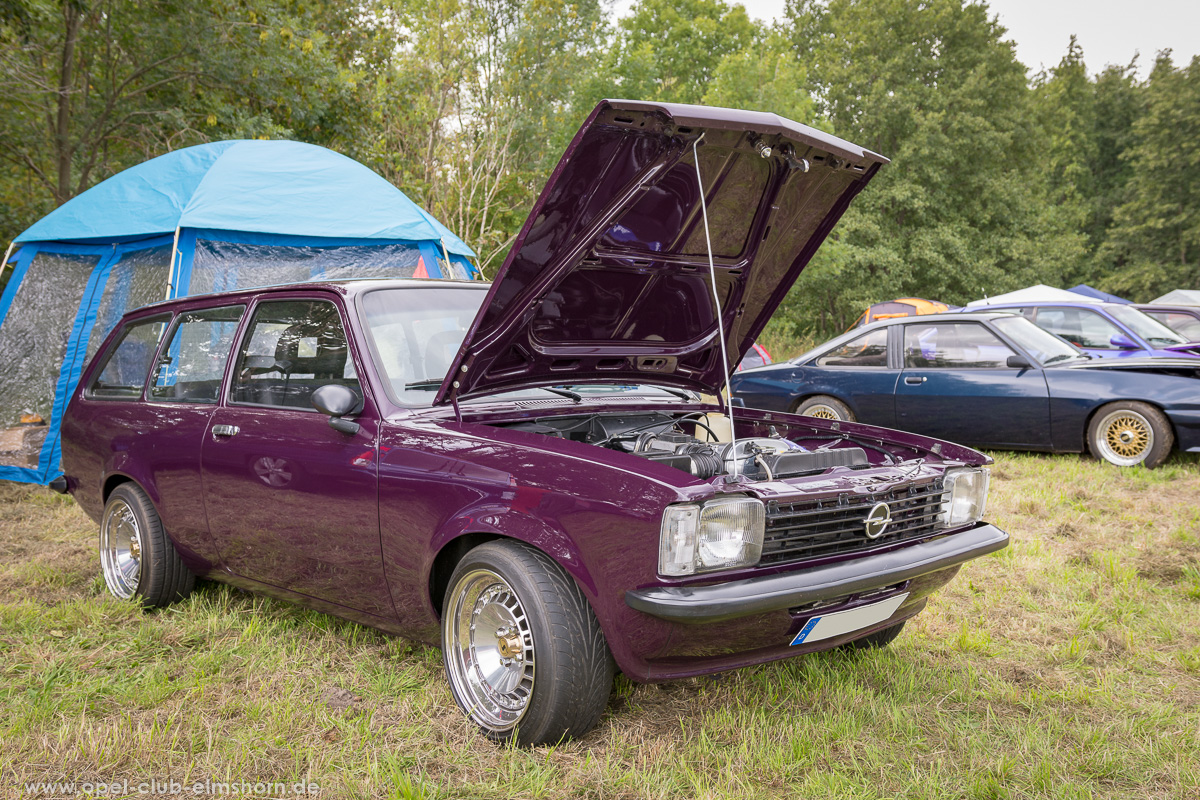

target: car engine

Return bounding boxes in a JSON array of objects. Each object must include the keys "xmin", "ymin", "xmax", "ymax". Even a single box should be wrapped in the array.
[{"xmin": 504, "ymin": 412, "xmax": 868, "ymax": 481}]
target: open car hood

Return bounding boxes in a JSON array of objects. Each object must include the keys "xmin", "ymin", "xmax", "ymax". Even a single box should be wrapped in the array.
[{"xmin": 436, "ymin": 100, "xmax": 888, "ymax": 405}]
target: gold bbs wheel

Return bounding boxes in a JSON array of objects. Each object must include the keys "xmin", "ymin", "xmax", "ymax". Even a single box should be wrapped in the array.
[
  {"xmin": 1103, "ymin": 413, "xmax": 1150, "ymax": 460},
  {"xmin": 794, "ymin": 395, "xmax": 855, "ymax": 422},
  {"xmin": 1088, "ymin": 402, "xmax": 1173, "ymax": 469}
]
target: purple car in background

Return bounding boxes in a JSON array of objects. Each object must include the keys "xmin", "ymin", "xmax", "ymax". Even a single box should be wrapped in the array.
[
  {"xmin": 1134, "ymin": 304, "xmax": 1200, "ymax": 341},
  {"xmin": 59, "ymin": 101, "xmax": 1007, "ymax": 745},
  {"xmin": 968, "ymin": 301, "xmax": 1200, "ymax": 360}
]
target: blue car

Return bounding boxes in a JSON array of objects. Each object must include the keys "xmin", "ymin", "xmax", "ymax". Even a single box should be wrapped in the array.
[
  {"xmin": 731, "ymin": 312, "xmax": 1200, "ymax": 468},
  {"xmin": 967, "ymin": 301, "xmax": 1200, "ymax": 360}
]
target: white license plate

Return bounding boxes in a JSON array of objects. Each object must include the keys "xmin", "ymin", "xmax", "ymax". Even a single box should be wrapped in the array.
[{"xmin": 790, "ymin": 592, "xmax": 909, "ymax": 646}]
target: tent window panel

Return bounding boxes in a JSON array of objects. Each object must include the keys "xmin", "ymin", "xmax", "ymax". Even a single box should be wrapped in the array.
[
  {"xmin": 0, "ymin": 252, "xmax": 98, "ymax": 467},
  {"xmin": 85, "ymin": 245, "xmax": 173, "ymax": 364},
  {"xmin": 149, "ymin": 306, "xmax": 245, "ymax": 404},
  {"xmin": 230, "ymin": 300, "xmax": 358, "ymax": 410},
  {"xmin": 190, "ymin": 240, "xmax": 424, "ymax": 296},
  {"xmin": 87, "ymin": 314, "xmax": 171, "ymax": 399}
]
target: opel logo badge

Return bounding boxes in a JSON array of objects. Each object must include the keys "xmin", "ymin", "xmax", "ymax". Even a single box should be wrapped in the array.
[{"xmin": 864, "ymin": 501, "xmax": 892, "ymax": 539}]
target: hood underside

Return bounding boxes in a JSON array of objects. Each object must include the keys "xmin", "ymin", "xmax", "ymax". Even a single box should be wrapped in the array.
[{"xmin": 437, "ymin": 100, "xmax": 888, "ymax": 405}]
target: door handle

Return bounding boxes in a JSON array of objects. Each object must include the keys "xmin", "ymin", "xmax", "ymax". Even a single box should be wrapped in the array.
[
  {"xmin": 904, "ymin": 376, "xmax": 927, "ymax": 385},
  {"xmin": 212, "ymin": 424, "xmax": 240, "ymax": 437}
]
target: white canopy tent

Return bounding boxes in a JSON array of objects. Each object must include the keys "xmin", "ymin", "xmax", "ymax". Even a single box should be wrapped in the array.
[
  {"xmin": 1150, "ymin": 289, "xmax": 1200, "ymax": 305},
  {"xmin": 965, "ymin": 284, "xmax": 1103, "ymax": 307}
]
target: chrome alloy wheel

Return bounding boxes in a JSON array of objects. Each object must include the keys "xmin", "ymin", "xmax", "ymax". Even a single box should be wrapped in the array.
[
  {"xmin": 1095, "ymin": 408, "xmax": 1154, "ymax": 466},
  {"xmin": 802, "ymin": 404, "xmax": 841, "ymax": 420},
  {"xmin": 444, "ymin": 569, "xmax": 536, "ymax": 732},
  {"xmin": 100, "ymin": 497, "xmax": 143, "ymax": 599}
]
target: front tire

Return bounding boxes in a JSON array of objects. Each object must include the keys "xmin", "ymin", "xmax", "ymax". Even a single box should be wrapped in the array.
[
  {"xmin": 794, "ymin": 395, "xmax": 855, "ymax": 422},
  {"xmin": 1087, "ymin": 401, "xmax": 1173, "ymax": 468},
  {"xmin": 442, "ymin": 540, "xmax": 614, "ymax": 746},
  {"xmin": 99, "ymin": 483, "xmax": 195, "ymax": 607}
]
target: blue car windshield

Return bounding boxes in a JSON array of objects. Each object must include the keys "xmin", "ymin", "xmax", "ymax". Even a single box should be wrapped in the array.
[
  {"xmin": 1107, "ymin": 305, "xmax": 1187, "ymax": 346},
  {"xmin": 992, "ymin": 316, "xmax": 1083, "ymax": 364}
]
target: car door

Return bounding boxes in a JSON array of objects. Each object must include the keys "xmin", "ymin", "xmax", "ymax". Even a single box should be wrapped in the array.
[
  {"xmin": 201, "ymin": 295, "xmax": 390, "ymax": 619},
  {"xmin": 894, "ymin": 321, "xmax": 1051, "ymax": 448}
]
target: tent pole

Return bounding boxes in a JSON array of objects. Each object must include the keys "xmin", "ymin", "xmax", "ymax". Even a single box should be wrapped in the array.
[
  {"xmin": 439, "ymin": 238, "xmax": 451, "ymax": 273},
  {"xmin": 166, "ymin": 226, "xmax": 181, "ymax": 300},
  {"xmin": 1, "ymin": 242, "xmax": 14, "ymax": 282}
]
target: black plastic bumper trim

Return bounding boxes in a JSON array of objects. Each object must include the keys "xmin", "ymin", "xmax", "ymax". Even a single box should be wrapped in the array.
[{"xmin": 625, "ymin": 523, "xmax": 1008, "ymax": 623}]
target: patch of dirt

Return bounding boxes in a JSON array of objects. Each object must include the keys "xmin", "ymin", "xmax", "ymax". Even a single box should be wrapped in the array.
[{"xmin": 321, "ymin": 685, "xmax": 361, "ymax": 711}]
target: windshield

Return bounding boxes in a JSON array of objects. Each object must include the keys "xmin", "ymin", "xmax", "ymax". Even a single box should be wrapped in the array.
[
  {"xmin": 361, "ymin": 286, "xmax": 489, "ymax": 405},
  {"xmin": 992, "ymin": 315, "xmax": 1083, "ymax": 364},
  {"xmin": 360, "ymin": 286, "xmax": 695, "ymax": 406},
  {"xmin": 1107, "ymin": 305, "xmax": 1187, "ymax": 346}
]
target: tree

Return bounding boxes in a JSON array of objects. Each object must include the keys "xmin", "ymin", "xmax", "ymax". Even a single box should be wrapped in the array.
[
  {"xmin": 585, "ymin": 0, "xmax": 758, "ymax": 105},
  {"xmin": 0, "ymin": 0, "xmax": 386, "ymax": 242},
  {"xmin": 1102, "ymin": 54, "xmax": 1200, "ymax": 300},
  {"xmin": 779, "ymin": 0, "xmax": 1088, "ymax": 333},
  {"xmin": 1029, "ymin": 36, "xmax": 1095, "ymax": 284},
  {"xmin": 362, "ymin": 0, "xmax": 606, "ymax": 274}
]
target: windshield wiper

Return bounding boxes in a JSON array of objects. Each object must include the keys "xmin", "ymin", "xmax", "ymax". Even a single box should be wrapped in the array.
[
  {"xmin": 404, "ymin": 378, "xmax": 444, "ymax": 389},
  {"xmin": 540, "ymin": 386, "xmax": 583, "ymax": 403},
  {"xmin": 653, "ymin": 386, "xmax": 698, "ymax": 401}
]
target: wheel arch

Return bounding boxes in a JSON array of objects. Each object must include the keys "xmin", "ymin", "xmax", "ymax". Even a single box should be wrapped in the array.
[
  {"xmin": 425, "ymin": 513, "xmax": 600, "ymax": 622},
  {"xmin": 102, "ymin": 472, "xmax": 138, "ymax": 503}
]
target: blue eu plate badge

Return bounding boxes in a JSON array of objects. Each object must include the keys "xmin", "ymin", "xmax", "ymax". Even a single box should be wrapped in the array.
[{"xmin": 790, "ymin": 592, "xmax": 909, "ymax": 646}]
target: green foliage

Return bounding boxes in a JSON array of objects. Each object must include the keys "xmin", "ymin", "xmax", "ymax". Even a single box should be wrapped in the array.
[
  {"xmin": 0, "ymin": 0, "xmax": 386, "ymax": 242},
  {"xmin": 1102, "ymin": 54, "xmax": 1200, "ymax": 300},
  {"xmin": 586, "ymin": 0, "xmax": 759, "ymax": 105},
  {"xmin": 361, "ymin": 0, "xmax": 606, "ymax": 272},
  {"xmin": 784, "ymin": 0, "xmax": 1088, "ymax": 333},
  {"xmin": 702, "ymin": 30, "xmax": 818, "ymax": 124},
  {"xmin": 1, "ymin": 0, "xmax": 1196, "ymax": 329}
]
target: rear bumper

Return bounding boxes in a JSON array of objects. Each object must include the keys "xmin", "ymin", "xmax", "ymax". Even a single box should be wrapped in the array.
[{"xmin": 625, "ymin": 523, "xmax": 1008, "ymax": 623}]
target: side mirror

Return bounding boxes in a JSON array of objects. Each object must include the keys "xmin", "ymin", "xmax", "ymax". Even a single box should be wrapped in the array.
[
  {"xmin": 311, "ymin": 384, "xmax": 361, "ymax": 434},
  {"xmin": 1109, "ymin": 334, "xmax": 1139, "ymax": 350},
  {"xmin": 1006, "ymin": 354, "xmax": 1033, "ymax": 369}
]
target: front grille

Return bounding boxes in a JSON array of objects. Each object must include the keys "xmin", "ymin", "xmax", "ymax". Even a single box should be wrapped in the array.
[{"xmin": 761, "ymin": 480, "xmax": 946, "ymax": 565}]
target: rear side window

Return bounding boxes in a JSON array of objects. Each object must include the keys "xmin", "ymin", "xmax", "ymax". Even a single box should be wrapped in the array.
[
  {"xmin": 87, "ymin": 315, "xmax": 171, "ymax": 398},
  {"xmin": 149, "ymin": 306, "xmax": 245, "ymax": 404},
  {"xmin": 816, "ymin": 329, "xmax": 889, "ymax": 367},
  {"xmin": 230, "ymin": 300, "xmax": 358, "ymax": 410}
]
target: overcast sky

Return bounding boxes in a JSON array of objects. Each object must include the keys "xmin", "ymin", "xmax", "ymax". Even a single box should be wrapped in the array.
[{"xmin": 612, "ymin": 0, "xmax": 1200, "ymax": 78}]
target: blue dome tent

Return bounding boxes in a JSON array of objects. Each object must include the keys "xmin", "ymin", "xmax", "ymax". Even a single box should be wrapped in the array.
[{"xmin": 0, "ymin": 140, "xmax": 477, "ymax": 483}]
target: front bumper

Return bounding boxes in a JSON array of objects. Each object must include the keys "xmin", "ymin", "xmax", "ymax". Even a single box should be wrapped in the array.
[{"xmin": 625, "ymin": 523, "xmax": 1008, "ymax": 623}]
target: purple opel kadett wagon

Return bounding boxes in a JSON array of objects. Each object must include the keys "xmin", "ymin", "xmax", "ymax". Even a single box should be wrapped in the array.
[{"xmin": 59, "ymin": 100, "xmax": 1008, "ymax": 745}]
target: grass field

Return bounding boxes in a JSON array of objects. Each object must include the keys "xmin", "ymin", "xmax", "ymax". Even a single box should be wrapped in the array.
[{"xmin": 2, "ymin": 452, "xmax": 1199, "ymax": 799}]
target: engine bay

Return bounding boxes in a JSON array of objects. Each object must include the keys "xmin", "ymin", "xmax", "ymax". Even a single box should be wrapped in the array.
[{"xmin": 503, "ymin": 411, "xmax": 872, "ymax": 481}]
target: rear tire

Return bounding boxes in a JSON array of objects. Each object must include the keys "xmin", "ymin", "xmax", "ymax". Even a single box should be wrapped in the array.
[
  {"xmin": 442, "ymin": 540, "xmax": 614, "ymax": 746},
  {"xmin": 842, "ymin": 620, "xmax": 906, "ymax": 651},
  {"xmin": 1087, "ymin": 401, "xmax": 1173, "ymax": 468},
  {"xmin": 794, "ymin": 395, "xmax": 855, "ymax": 422},
  {"xmin": 99, "ymin": 483, "xmax": 195, "ymax": 608}
]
